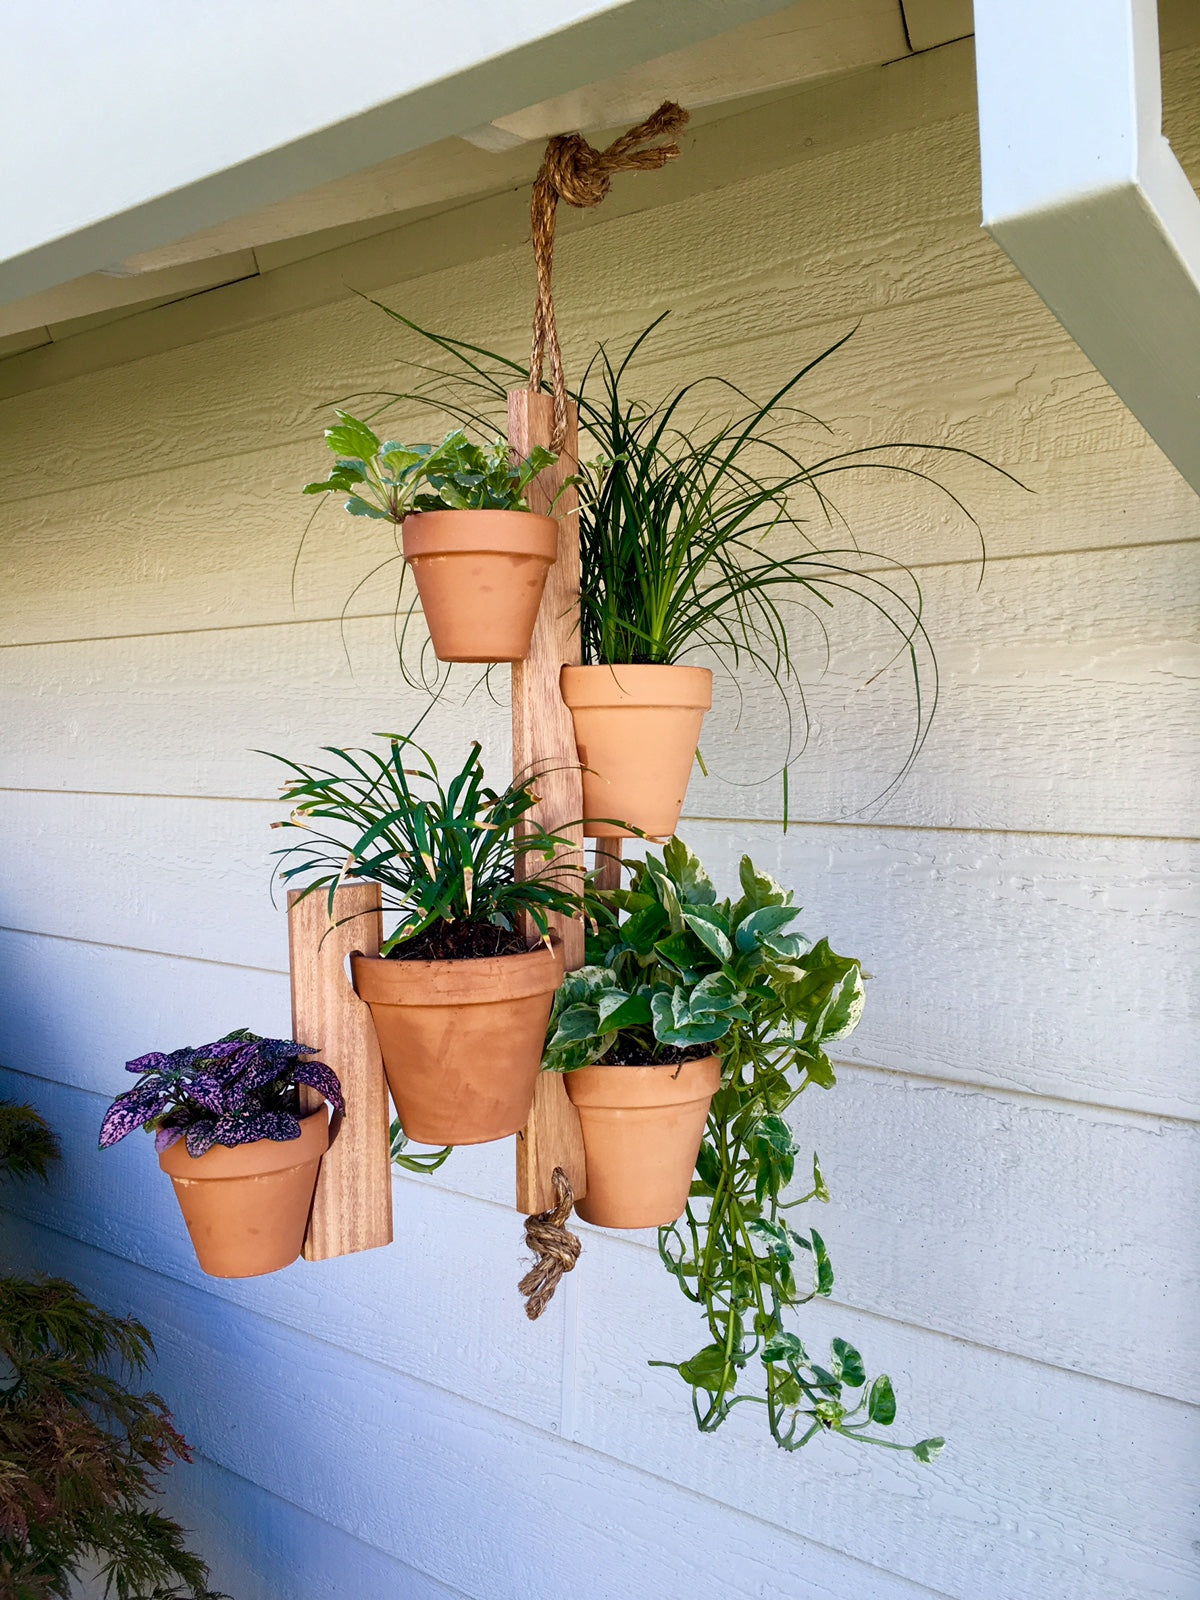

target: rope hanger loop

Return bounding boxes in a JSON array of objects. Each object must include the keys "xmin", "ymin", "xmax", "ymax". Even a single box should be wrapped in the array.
[{"xmin": 528, "ymin": 101, "xmax": 690, "ymax": 452}]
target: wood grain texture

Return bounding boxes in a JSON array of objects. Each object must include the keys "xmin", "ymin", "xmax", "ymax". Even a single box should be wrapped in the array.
[
  {"xmin": 508, "ymin": 388, "xmax": 587, "ymax": 1213},
  {"xmin": 288, "ymin": 884, "xmax": 392, "ymax": 1260}
]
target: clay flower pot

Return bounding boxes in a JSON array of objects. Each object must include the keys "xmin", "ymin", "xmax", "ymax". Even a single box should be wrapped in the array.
[
  {"xmin": 158, "ymin": 1109, "xmax": 328, "ymax": 1278},
  {"xmin": 565, "ymin": 1054, "xmax": 721, "ymax": 1229},
  {"xmin": 351, "ymin": 940, "xmax": 563, "ymax": 1146},
  {"xmin": 560, "ymin": 663, "xmax": 713, "ymax": 840},
  {"xmin": 401, "ymin": 509, "xmax": 558, "ymax": 662}
]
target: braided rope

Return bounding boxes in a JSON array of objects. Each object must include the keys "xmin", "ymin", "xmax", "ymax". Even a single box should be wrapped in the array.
[
  {"xmin": 519, "ymin": 1166, "xmax": 582, "ymax": 1320},
  {"xmin": 528, "ymin": 101, "xmax": 689, "ymax": 451}
]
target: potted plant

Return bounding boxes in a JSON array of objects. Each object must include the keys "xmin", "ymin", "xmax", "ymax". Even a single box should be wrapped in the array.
[
  {"xmin": 544, "ymin": 838, "xmax": 943, "ymax": 1457},
  {"xmin": 303, "ymin": 417, "xmax": 560, "ymax": 664},
  {"xmin": 364, "ymin": 307, "xmax": 1017, "ymax": 835},
  {"xmin": 98, "ymin": 1030, "xmax": 343, "ymax": 1279},
  {"xmin": 269, "ymin": 735, "xmax": 580, "ymax": 1147}
]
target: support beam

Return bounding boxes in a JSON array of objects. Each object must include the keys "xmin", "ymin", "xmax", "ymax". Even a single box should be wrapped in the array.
[
  {"xmin": 509, "ymin": 389, "xmax": 588, "ymax": 1215},
  {"xmin": 975, "ymin": 0, "xmax": 1200, "ymax": 493},
  {"xmin": 0, "ymin": 0, "xmax": 794, "ymax": 306}
]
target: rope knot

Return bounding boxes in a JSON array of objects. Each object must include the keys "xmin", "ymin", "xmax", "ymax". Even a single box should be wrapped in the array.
[
  {"xmin": 518, "ymin": 1166, "xmax": 582, "ymax": 1320},
  {"xmin": 529, "ymin": 101, "xmax": 689, "ymax": 450}
]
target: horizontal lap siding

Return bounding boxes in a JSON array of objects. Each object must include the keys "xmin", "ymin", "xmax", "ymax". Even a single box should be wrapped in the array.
[{"xmin": 1, "ymin": 32, "xmax": 1198, "ymax": 1600}]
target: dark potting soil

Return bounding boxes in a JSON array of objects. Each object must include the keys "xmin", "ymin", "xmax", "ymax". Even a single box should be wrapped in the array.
[
  {"xmin": 387, "ymin": 922, "xmax": 531, "ymax": 962},
  {"xmin": 596, "ymin": 1042, "xmax": 715, "ymax": 1069}
]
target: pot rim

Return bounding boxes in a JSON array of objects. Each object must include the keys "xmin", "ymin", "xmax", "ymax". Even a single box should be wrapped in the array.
[
  {"xmin": 158, "ymin": 1106, "xmax": 329, "ymax": 1180},
  {"xmin": 351, "ymin": 935, "xmax": 563, "ymax": 1006},
  {"xmin": 401, "ymin": 508, "xmax": 558, "ymax": 561},
  {"xmin": 563, "ymin": 1053, "xmax": 721, "ymax": 1109},
  {"xmin": 560, "ymin": 662, "xmax": 713, "ymax": 710}
]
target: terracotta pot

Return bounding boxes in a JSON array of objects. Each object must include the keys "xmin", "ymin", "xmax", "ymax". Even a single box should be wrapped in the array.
[
  {"xmin": 560, "ymin": 663, "xmax": 713, "ymax": 840},
  {"xmin": 401, "ymin": 509, "xmax": 558, "ymax": 662},
  {"xmin": 351, "ymin": 940, "xmax": 563, "ymax": 1146},
  {"xmin": 565, "ymin": 1054, "xmax": 721, "ymax": 1229},
  {"xmin": 158, "ymin": 1109, "xmax": 328, "ymax": 1278}
]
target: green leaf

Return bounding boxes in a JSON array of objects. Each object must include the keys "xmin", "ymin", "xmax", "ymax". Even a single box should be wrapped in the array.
[
  {"xmin": 694, "ymin": 1140, "xmax": 722, "ymax": 1191},
  {"xmin": 663, "ymin": 837, "xmax": 717, "ymax": 904},
  {"xmin": 867, "ymin": 1374, "xmax": 896, "ymax": 1424},
  {"xmin": 345, "ymin": 495, "xmax": 390, "ymax": 519},
  {"xmin": 733, "ymin": 903, "xmax": 801, "ymax": 954},
  {"xmin": 681, "ymin": 909, "xmax": 733, "ymax": 963},
  {"xmin": 831, "ymin": 1338, "xmax": 865, "ymax": 1388},
  {"xmin": 597, "ymin": 989, "xmax": 653, "ymax": 1031},
  {"xmin": 761, "ymin": 1330, "xmax": 807, "ymax": 1365},
  {"xmin": 678, "ymin": 1344, "xmax": 733, "ymax": 1391},
  {"xmin": 913, "ymin": 1436, "xmax": 946, "ymax": 1463},
  {"xmin": 811, "ymin": 1228, "xmax": 834, "ymax": 1295},
  {"xmin": 811, "ymin": 1152, "xmax": 830, "ymax": 1202},
  {"xmin": 325, "ymin": 413, "xmax": 382, "ymax": 462}
]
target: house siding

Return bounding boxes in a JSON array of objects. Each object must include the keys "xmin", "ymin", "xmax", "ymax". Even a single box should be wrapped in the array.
[{"xmin": 1, "ymin": 34, "xmax": 1197, "ymax": 1600}]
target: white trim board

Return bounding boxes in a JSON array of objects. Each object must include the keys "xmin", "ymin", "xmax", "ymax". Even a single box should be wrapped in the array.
[
  {"xmin": 0, "ymin": 0, "xmax": 795, "ymax": 307},
  {"xmin": 975, "ymin": 0, "xmax": 1200, "ymax": 494}
]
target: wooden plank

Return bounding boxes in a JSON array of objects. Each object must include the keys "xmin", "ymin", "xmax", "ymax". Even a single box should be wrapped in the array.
[
  {"xmin": 594, "ymin": 837, "xmax": 624, "ymax": 892},
  {"xmin": 287, "ymin": 883, "xmax": 393, "ymax": 1260},
  {"xmin": 508, "ymin": 387, "xmax": 587, "ymax": 1213}
]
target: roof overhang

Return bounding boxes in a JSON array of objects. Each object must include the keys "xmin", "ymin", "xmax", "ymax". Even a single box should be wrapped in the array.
[
  {"xmin": 0, "ymin": 0, "xmax": 799, "ymax": 307},
  {"xmin": 975, "ymin": 0, "xmax": 1200, "ymax": 493}
]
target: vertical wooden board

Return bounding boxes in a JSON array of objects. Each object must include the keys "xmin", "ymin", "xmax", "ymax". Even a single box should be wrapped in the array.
[
  {"xmin": 509, "ymin": 388, "xmax": 587, "ymax": 1213},
  {"xmin": 288, "ymin": 884, "xmax": 393, "ymax": 1260}
]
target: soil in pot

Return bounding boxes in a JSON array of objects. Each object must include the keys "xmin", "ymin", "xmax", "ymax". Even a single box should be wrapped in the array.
[
  {"xmin": 565, "ymin": 1053, "xmax": 721, "ymax": 1228},
  {"xmin": 560, "ymin": 663, "xmax": 713, "ymax": 840},
  {"xmin": 158, "ymin": 1108, "xmax": 328, "ymax": 1278},
  {"xmin": 351, "ymin": 937, "xmax": 563, "ymax": 1146},
  {"xmin": 402, "ymin": 509, "xmax": 558, "ymax": 663}
]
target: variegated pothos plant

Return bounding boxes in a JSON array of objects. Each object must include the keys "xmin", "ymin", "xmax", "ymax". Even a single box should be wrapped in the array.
[{"xmin": 544, "ymin": 839, "xmax": 943, "ymax": 1460}]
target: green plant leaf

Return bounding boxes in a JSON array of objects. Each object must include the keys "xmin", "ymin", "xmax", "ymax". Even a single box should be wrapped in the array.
[
  {"xmin": 831, "ymin": 1338, "xmax": 866, "ymax": 1388},
  {"xmin": 325, "ymin": 414, "xmax": 382, "ymax": 462},
  {"xmin": 678, "ymin": 1344, "xmax": 734, "ymax": 1391},
  {"xmin": 913, "ymin": 1436, "xmax": 945, "ymax": 1463},
  {"xmin": 762, "ymin": 1330, "xmax": 807, "ymax": 1365},
  {"xmin": 868, "ymin": 1374, "xmax": 897, "ymax": 1424}
]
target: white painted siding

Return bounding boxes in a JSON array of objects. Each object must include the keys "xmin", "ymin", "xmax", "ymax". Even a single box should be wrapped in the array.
[{"xmin": 1, "ymin": 34, "xmax": 1198, "ymax": 1600}]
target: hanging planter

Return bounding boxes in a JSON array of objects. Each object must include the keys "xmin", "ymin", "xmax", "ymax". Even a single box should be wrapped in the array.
[
  {"xmin": 269, "ymin": 734, "xmax": 582, "ymax": 1149},
  {"xmin": 560, "ymin": 663, "xmax": 711, "ymax": 840},
  {"xmin": 158, "ymin": 1108, "xmax": 328, "ymax": 1278},
  {"xmin": 352, "ymin": 940, "xmax": 562, "ymax": 1145},
  {"xmin": 564, "ymin": 1055, "xmax": 719, "ymax": 1227},
  {"xmin": 402, "ymin": 509, "xmax": 558, "ymax": 662},
  {"xmin": 98, "ymin": 1030, "xmax": 343, "ymax": 1279},
  {"xmin": 303, "ymin": 418, "xmax": 560, "ymax": 665}
]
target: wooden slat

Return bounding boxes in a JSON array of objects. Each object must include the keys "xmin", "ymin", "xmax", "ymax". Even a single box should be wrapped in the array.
[
  {"xmin": 594, "ymin": 838, "xmax": 624, "ymax": 892},
  {"xmin": 288, "ymin": 883, "xmax": 393, "ymax": 1260},
  {"xmin": 509, "ymin": 388, "xmax": 587, "ymax": 1213}
]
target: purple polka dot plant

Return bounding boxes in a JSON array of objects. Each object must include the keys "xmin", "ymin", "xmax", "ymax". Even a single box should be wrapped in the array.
[{"xmin": 99, "ymin": 1029, "xmax": 343, "ymax": 1159}]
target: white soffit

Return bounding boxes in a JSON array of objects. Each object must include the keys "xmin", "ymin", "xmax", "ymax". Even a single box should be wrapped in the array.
[
  {"xmin": 975, "ymin": 0, "xmax": 1200, "ymax": 493},
  {"xmin": 0, "ymin": 0, "xmax": 797, "ymax": 307}
]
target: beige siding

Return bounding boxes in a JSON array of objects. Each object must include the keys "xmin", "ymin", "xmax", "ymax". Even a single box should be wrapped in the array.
[{"xmin": 1, "ymin": 33, "xmax": 1197, "ymax": 1600}]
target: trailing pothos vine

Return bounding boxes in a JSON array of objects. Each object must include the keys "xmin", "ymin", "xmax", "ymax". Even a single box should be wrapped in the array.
[{"xmin": 545, "ymin": 840, "xmax": 943, "ymax": 1459}]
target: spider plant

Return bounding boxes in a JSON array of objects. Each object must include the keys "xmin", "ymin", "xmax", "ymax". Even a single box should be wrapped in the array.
[
  {"xmin": 266, "ymin": 734, "xmax": 582, "ymax": 958},
  {"xmin": 337, "ymin": 302, "xmax": 1022, "ymax": 807}
]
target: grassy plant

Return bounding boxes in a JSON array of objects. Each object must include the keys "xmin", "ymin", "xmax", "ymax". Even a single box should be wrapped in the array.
[
  {"xmin": 326, "ymin": 304, "xmax": 1021, "ymax": 807},
  {"xmin": 267, "ymin": 734, "xmax": 582, "ymax": 958}
]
